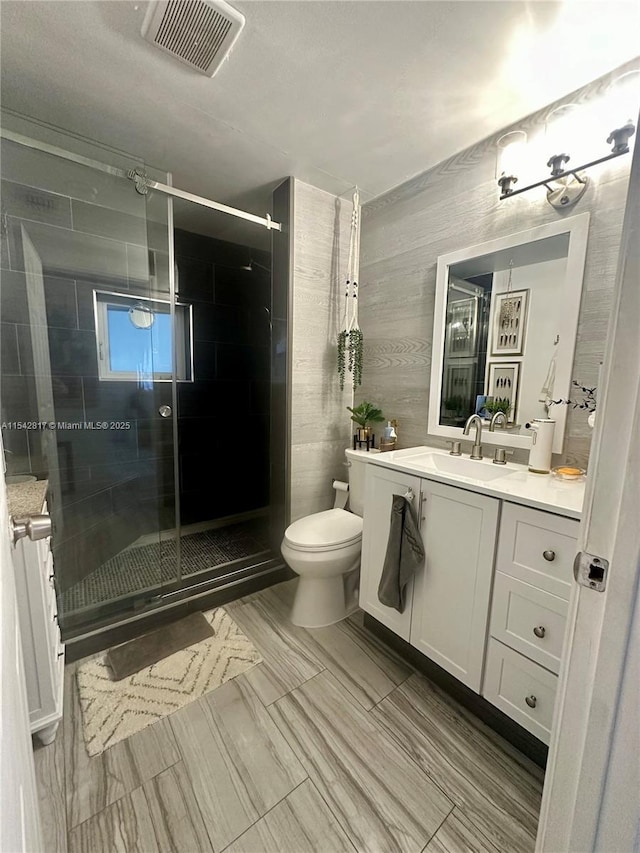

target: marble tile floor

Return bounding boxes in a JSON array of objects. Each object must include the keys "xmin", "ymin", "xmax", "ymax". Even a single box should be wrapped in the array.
[{"xmin": 34, "ymin": 579, "xmax": 544, "ymax": 853}]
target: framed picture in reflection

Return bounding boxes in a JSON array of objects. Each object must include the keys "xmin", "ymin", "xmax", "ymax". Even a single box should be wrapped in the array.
[
  {"xmin": 491, "ymin": 289, "xmax": 529, "ymax": 356},
  {"xmin": 486, "ymin": 362, "xmax": 520, "ymax": 424}
]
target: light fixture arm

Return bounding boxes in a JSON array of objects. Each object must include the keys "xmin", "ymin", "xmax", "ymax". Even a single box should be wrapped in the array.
[{"xmin": 498, "ymin": 147, "xmax": 630, "ymax": 207}]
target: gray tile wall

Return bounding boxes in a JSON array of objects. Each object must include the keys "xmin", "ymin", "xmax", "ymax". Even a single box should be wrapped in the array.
[
  {"xmin": 290, "ymin": 181, "xmax": 354, "ymax": 521},
  {"xmin": 359, "ymin": 61, "xmax": 638, "ymax": 468}
]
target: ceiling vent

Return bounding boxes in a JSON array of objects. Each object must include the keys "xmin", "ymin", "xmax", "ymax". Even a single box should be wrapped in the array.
[{"xmin": 141, "ymin": 0, "xmax": 245, "ymax": 77}]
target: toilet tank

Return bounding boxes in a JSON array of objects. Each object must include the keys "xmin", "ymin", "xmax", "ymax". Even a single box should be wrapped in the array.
[{"xmin": 345, "ymin": 448, "xmax": 379, "ymax": 517}]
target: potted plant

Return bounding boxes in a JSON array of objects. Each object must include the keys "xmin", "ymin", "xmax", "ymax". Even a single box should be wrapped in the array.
[
  {"xmin": 347, "ymin": 401, "xmax": 385, "ymax": 444},
  {"xmin": 484, "ymin": 397, "xmax": 512, "ymax": 420}
]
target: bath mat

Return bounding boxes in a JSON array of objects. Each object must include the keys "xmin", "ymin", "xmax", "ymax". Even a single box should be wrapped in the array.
[
  {"xmin": 106, "ymin": 612, "xmax": 215, "ymax": 681},
  {"xmin": 76, "ymin": 607, "xmax": 262, "ymax": 756}
]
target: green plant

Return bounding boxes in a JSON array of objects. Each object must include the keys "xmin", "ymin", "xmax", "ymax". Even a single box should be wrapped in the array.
[
  {"xmin": 337, "ymin": 330, "xmax": 348, "ymax": 389},
  {"xmin": 443, "ymin": 395, "xmax": 468, "ymax": 415},
  {"xmin": 484, "ymin": 397, "xmax": 512, "ymax": 417},
  {"xmin": 337, "ymin": 328, "xmax": 364, "ymax": 390},
  {"xmin": 348, "ymin": 328, "xmax": 364, "ymax": 388},
  {"xmin": 347, "ymin": 401, "xmax": 385, "ymax": 429}
]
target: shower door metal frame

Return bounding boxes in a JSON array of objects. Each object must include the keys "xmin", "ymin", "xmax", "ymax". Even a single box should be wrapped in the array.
[{"xmin": 0, "ymin": 127, "xmax": 283, "ymax": 233}]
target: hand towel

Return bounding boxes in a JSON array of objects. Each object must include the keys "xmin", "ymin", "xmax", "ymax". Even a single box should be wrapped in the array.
[
  {"xmin": 377, "ymin": 494, "xmax": 425, "ymax": 613},
  {"xmin": 539, "ymin": 349, "xmax": 557, "ymax": 404}
]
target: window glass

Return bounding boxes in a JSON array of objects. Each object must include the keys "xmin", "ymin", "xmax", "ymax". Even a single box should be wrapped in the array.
[{"xmin": 95, "ymin": 292, "xmax": 192, "ymax": 381}]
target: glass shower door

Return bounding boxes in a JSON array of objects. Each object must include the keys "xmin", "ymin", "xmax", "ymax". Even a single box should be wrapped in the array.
[{"xmin": 0, "ymin": 112, "xmax": 180, "ymax": 631}]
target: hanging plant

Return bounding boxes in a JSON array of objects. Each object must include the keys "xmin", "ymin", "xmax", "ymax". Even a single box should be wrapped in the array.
[
  {"xmin": 337, "ymin": 330, "xmax": 348, "ymax": 390},
  {"xmin": 337, "ymin": 189, "xmax": 365, "ymax": 389},
  {"xmin": 348, "ymin": 328, "xmax": 364, "ymax": 388}
]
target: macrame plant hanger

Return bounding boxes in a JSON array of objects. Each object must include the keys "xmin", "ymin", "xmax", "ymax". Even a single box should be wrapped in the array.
[{"xmin": 338, "ymin": 188, "xmax": 363, "ymax": 389}]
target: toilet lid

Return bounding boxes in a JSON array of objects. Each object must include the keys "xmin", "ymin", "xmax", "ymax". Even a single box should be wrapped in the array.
[{"xmin": 284, "ymin": 509, "xmax": 362, "ymax": 550}]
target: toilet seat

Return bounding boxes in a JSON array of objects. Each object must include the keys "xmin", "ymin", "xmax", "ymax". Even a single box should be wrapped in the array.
[{"xmin": 284, "ymin": 508, "xmax": 362, "ymax": 552}]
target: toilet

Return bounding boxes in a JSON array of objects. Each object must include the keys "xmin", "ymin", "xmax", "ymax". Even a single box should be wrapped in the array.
[{"xmin": 281, "ymin": 448, "xmax": 374, "ymax": 628}]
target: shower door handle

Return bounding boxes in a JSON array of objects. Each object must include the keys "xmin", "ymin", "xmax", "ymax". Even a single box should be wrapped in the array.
[{"xmin": 158, "ymin": 405, "xmax": 172, "ymax": 418}]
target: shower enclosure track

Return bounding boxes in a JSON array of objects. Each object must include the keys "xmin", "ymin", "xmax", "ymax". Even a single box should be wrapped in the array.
[{"xmin": 0, "ymin": 127, "xmax": 282, "ymax": 232}]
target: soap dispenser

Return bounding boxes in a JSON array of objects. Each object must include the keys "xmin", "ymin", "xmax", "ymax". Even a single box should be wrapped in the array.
[
  {"xmin": 380, "ymin": 420, "xmax": 398, "ymax": 452},
  {"xmin": 526, "ymin": 418, "xmax": 556, "ymax": 473}
]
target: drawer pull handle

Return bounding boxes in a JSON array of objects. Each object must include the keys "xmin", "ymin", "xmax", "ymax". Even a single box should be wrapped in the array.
[
  {"xmin": 543, "ymin": 550, "xmax": 556, "ymax": 562},
  {"xmin": 533, "ymin": 625, "xmax": 546, "ymax": 638},
  {"xmin": 525, "ymin": 694, "xmax": 537, "ymax": 709}
]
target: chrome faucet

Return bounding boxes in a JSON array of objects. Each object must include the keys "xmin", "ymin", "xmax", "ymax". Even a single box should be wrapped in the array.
[
  {"xmin": 489, "ymin": 411, "xmax": 508, "ymax": 431},
  {"xmin": 463, "ymin": 414, "xmax": 483, "ymax": 460}
]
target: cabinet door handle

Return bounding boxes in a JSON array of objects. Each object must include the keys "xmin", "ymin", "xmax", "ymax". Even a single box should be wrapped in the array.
[
  {"xmin": 533, "ymin": 625, "xmax": 546, "ymax": 638},
  {"xmin": 419, "ymin": 492, "xmax": 426, "ymax": 522},
  {"xmin": 525, "ymin": 694, "xmax": 537, "ymax": 708},
  {"xmin": 543, "ymin": 550, "xmax": 556, "ymax": 562}
]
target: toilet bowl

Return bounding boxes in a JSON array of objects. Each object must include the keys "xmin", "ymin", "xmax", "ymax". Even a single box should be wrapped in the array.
[
  {"xmin": 281, "ymin": 449, "xmax": 375, "ymax": 628},
  {"xmin": 282, "ymin": 508, "xmax": 362, "ymax": 627}
]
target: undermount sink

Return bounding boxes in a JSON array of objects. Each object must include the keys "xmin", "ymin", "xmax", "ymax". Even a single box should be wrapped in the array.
[{"xmin": 401, "ymin": 452, "xmax": 518, "ymax": 482}]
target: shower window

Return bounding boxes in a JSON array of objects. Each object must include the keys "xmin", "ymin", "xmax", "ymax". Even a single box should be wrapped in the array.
[{"xmin": 94, "ymin": 291, "xmax": 193, "ymax": 381}]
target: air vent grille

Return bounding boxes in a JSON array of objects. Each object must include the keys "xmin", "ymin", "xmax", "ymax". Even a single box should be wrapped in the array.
[{"xmin": 142, "ymin": 0, "xmax": 245, "ymax": 77}]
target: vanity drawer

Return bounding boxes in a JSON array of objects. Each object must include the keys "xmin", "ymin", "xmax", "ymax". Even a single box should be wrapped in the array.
[
  {"xmin": 490, "ymin": 573, "xmax": 568, "ymax": 673},
  {"xmin": 497, "ymin": 503, "xmax": 579, "ymax": 599},
  {"xmin": 483, "ymin": 639, "xmax": 557, "ymax": 744}
]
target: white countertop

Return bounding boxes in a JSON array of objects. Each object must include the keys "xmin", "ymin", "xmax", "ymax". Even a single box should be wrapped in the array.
[{"xmin": 366, "ymin": 446, "xmax": 585, "ymax": 519}]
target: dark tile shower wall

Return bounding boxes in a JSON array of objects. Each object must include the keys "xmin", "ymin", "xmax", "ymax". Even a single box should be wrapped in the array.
[
  {"xmin": 0, "ymin": 157, "xmax": 174, "ymax": 594},
  {"xmin": 174, "ymin": 228, "xmax": 271, "ymax": 525}
]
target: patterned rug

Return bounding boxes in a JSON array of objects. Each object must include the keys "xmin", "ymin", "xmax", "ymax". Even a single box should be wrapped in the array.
[{"xmin": 76, "ymin": 607, "xmax": 262, "ymax": 756}]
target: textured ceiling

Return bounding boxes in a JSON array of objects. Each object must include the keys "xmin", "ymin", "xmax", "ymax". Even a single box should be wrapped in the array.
[{"xmin": 1, "ymin": 1, "xmax": 638, "ymax": 248}]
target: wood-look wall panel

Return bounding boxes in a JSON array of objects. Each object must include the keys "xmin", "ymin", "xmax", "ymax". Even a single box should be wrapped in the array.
[
  {"xmin": 359, "ymin": 61, "xmax": 637, "ymax": 468},
  {"xmin": 290, "ymin": 182, "xmax": 353, "ymax": 521}
]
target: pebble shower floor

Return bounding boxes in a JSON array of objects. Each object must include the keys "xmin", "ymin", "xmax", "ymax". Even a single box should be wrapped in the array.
[{"xmin": 60, "ymin": 520, "xmax": 271, "ymax": 614}]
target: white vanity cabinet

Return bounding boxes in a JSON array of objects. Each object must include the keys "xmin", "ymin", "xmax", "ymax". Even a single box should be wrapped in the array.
[
  {"xmin": 360, "ymin": 466, "xmax": 499, "ymax": 690},
  {"xmin": 13, "ymin": 503, "xmax": 64, "ymax": 745},
  {"xmin": 360, "ymin": 465, "xmax": 422, "ymax": 640},
  {"xmin": 411, "ymin": 481, "xmax": 499, "ymax": 691},
  {"xmin": 360, "ymin": 458, "xmax": 582, "ymax": 746},
  {"xmin": 482, "ymin": 502, "xmax": 579, "ymax": 744}
]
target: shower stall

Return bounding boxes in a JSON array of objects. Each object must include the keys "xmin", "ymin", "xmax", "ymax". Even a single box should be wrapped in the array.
[{"xmin": 0, "ymin": 111, "xmax": 290, "ymax": 642}]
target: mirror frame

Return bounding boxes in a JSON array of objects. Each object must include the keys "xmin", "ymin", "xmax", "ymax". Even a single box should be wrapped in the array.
[{"xmin": 428, "ymin": 212, "xmax": 591, "ymax": 453}]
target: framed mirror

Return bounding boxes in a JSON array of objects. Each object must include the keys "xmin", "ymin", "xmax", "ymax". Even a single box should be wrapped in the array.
[{"xmin": 428, "ymin": 213, "xmax": 590, "ymax": 453}]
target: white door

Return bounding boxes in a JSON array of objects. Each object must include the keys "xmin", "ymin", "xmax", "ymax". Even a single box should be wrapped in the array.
[
  {"xmin": 411, "ymin": 480, "xmax": 499, "ymax": 691},
  {"xmin": 360, "ymin": 465, "xmax": 422, "ymax": 640},
  {"xmin": 0, "ymin": 437, "xmax": 43, "ymax": 851},
  {"xmin": 537, "ymin": 127, "xmax": 640, "ymax": 850}
]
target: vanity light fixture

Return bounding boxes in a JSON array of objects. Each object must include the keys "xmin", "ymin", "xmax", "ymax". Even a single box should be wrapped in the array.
[
  {"xmin": 495, "ymin": 131, "xmax": 527, "ymax": 197},
  {"xmin": 498, "ymin": 72, "xmax": 638, "ymax": 209}
]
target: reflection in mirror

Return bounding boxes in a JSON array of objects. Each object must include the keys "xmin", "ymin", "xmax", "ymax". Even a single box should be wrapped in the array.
[
  {"xmin": 430, "ymin": 214, "xmax": 590, "ymax": 453},
  {"xmin": 441, "ymin": 242, "xmax": 568, "ymax": 433}
]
